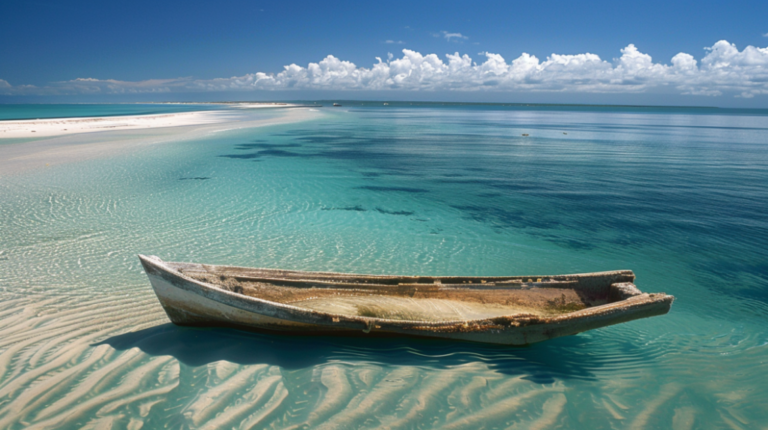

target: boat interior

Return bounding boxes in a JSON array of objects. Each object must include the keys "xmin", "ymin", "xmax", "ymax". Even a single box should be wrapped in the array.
[{"xmin": 171, "ymin": 262, "xmax": 638, "ymax": 322}]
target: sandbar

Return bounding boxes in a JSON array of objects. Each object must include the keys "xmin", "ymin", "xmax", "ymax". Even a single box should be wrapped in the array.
[
  {"xmin": 0, "ymin": 111, "xmax": 230, "ymax": 138},
  {"xmin": 0, "ymin": 107, "xmax": 321, "ymax": 177},
  {"xmin": 0, "ymin": 103, "xmax": 314, "ymax": 138}
]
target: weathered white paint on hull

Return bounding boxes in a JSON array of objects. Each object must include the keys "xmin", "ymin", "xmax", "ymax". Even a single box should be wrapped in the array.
[{"xmin": 149, "ymin": 272, "xmax": 312, "ymax": 329}]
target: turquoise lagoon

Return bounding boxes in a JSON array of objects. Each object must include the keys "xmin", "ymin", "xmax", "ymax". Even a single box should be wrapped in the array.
[{"xmin": 0, "ymin": 103, "xmax": 767, "ymax": 429}]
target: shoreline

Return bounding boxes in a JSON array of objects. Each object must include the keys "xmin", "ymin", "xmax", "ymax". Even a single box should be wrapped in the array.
[
  {"xmin": 0, "ymin": 107, "xmax": 322, "ymax": 177},
  {"xmin": 0, "ymin": 111, "xmax": 229, "ymax": 138},
  {"xmin": 0, "ymin": 103, "xmax": 312, "ymax": 138}
]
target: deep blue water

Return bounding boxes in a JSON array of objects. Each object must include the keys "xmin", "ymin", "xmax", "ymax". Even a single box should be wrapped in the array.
[{"xmin": 0, "ymin": 103, "xmax": 766, "ymax": 429}]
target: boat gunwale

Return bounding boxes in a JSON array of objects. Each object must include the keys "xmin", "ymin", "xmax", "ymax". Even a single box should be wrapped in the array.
[
  {"xmin": 182, "ymin": 273, "xmax": 583, "ymax": 292},
  {"xmin": 183, "ymin": 261, "xmax": 636, "ymax": 284},
  {"xmin": 139, "ymin": 254, "xmax": 672, "ymax": 329}
]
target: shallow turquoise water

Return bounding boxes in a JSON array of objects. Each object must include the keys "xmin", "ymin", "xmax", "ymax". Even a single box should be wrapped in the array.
[{"xmin": 0, "ymin": 105, "xmax": 767, "ymax": 429}]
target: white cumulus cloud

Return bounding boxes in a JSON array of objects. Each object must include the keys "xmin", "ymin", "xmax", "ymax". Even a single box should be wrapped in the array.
[
  {"xmin": 0, "ymin": 79, "xmax": 39, "ymax": 95},
  {"xmin": 181, "ymin": 40, "xmax": 768, "ymax": 97},
  {"xmin": 2, "ymin": 40, "xmax": 768, "ymax": 99},
  {"xmin": 58, "ymin": 77, "xmax": 184, "ymax": 94},
  {"xmin": 385, "ymin": 40, "xmax": 405, "ymax": 45},
  {"xmin": 435, "ymin": 31, "xmax": 468, "ymax": 42}
]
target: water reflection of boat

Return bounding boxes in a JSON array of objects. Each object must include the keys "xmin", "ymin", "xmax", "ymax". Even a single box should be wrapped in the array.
[{"xmin": 139, "ymin": 255, "xmax": 674, "ymax": 345}]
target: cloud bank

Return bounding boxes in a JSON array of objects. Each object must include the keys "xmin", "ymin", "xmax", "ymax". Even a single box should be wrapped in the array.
[{"xmin": 2, "ymin": 40, "xmax": 768, "ymax": 99}]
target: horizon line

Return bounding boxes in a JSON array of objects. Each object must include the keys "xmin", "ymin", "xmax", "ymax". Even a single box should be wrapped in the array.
[{"xmin": 0, "ymin": 100, "xmax": 749, "ymax": 110}]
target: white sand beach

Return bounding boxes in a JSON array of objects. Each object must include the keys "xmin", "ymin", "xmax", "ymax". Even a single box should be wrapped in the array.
[
  {"xmin": 0, "ymin": 111, "xmax": 231, "ymax": 138},
  {"xmin": 0, "ymin": 107, "xmax": 320, "ymax": 176}
]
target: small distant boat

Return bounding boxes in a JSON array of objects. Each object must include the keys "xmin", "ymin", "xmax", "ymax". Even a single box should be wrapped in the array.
[
  {"xmin": 333, "ymin": 103, "xmax": 342, "ymax": 107},
  {"xmin": 139, "ymin": 255, "xmax": 673, "ymax": 345},
  {"xmin": 383, "ymin": 103, "xmax": 389, "ymax": 106}
]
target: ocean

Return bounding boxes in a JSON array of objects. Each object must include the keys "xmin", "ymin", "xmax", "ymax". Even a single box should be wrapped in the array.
[{"xmin": 1, "ymin": 103, "xmax": 766, "ymax": 429}]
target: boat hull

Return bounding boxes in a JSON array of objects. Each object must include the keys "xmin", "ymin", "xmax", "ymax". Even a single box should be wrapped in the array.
[{"xmin": 140, "ymin": 255, "xmax": 674, "ymax": 345}]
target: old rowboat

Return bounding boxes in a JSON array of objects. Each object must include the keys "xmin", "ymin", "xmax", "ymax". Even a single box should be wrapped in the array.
[{"xmin": 139, "ymin": 255, "xmax": 674, "ymax": 345}]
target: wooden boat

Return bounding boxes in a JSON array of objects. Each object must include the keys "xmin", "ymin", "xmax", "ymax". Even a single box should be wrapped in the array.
[{"xmin": 139, "ymin": 255, "xmax": 673, "ymax": 345}]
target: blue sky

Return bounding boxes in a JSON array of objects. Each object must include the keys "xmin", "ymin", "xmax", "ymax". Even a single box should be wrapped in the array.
[{"xmin": 2, "ymin": 0, "xmax": 768, "ymax": 106}]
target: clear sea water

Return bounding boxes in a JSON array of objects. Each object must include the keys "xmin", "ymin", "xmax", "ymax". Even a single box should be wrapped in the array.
[{"xmin": 0, "ymin": 103, "xmax": 766, "ymax": 429}]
